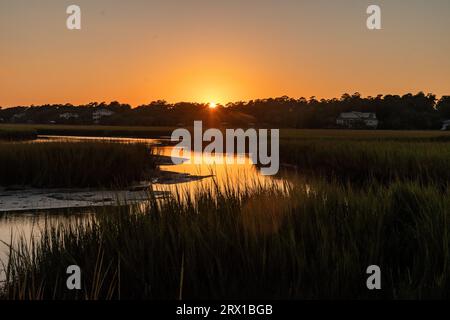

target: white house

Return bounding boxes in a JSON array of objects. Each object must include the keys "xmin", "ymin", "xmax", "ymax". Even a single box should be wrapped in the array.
[
  {"xmin": 92, "ymin": 109, "xmax": 115, "ymax": 120},
  {"xmin": 59, "ymin": 113, "xmax": 79, "ymax": 120},
  {"xmin": 336, "ymin": 112, "xmax": 378, "ymax": 129},
  {"xmin": 12, "ymin": 113, "xmax": 26, "ymax": 120}
]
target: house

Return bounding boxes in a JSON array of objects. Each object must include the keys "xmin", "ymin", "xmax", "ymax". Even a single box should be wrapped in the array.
[
  {"xmin": 12, "ymin": 113, "xmax": 26, "ymax": 120},
  {"xmin": 336, "ymin": 112, "xmax": 378, "ymax": 129},
  {"xmin": 92, "ymin": 109, "xmax": 115, "ymax": 121},
  {"xmin": 59, "ymin": 113, "xmax": 79, "ymax": 120},
  {"xmin": 441, "ymin": 120, "xmax": 450, "ymax": 131}
]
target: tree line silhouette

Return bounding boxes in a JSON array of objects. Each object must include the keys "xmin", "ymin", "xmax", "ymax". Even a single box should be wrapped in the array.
[{"xmin": 1, "ymin": 92, "xmax": 450, "ymax": 129}]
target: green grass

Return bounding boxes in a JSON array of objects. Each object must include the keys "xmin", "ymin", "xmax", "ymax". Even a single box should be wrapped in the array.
[
  {"xmin": 0, "ymin": 141, "xmax": 157, "ymax": 188},
  {"xmin": 2, "ymin": 178, "xmax": 450, "ymax": 300}
]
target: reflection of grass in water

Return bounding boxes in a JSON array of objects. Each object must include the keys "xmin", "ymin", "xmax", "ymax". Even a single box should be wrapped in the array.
[
  {"xmin": 0, "ymin": 141, "xmax": 157, "ymax": 188},
  {"xmin": 2, "ymin": 176, "xmax": 450, "ymax": 300}
]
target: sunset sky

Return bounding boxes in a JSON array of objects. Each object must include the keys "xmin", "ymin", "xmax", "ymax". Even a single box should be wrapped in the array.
[{"xmin": 1, "ymin": 0, "xmax": 449, "ymax": 107}]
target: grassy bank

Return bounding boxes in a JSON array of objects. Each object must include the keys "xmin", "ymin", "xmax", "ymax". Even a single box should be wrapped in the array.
[
  {"xmin": 4, "ymin": 124, "xmax": 450, "ymax": 140},
  {"xmin": 0, "ymin": 124, "xmax": 176, "ymax": 139},
  {"xmin": 0, "ymin": 126, "xmax": 37, "ymax": 141},
  {"xmin": 279, "ymin": 129, "xmax": 450, "ymax": 141},
  {"xmin": 2, "ymin": 178, "xmax": 450, "ymax": 300},
  {"xmin": 279, "ymin": 139, "xmax": 450, "ymax": 186},
  {"xmin": 0, "ymin": 141, "xmax": 156, "ymax": 188}
]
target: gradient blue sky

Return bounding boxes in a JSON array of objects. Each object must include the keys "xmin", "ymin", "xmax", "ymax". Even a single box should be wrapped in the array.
[{"xmin": 1, "ymin": 0, "xmax": 449, "ymax": 107}]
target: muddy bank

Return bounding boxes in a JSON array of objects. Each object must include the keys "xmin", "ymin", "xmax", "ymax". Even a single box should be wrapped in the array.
[
  {"xmin": 0, "ymin": 188, "xmax": 164, "ymax": 212},
  {"xmin": 0, "ymin": 170, "xmax": 213, "ymax": 213}
]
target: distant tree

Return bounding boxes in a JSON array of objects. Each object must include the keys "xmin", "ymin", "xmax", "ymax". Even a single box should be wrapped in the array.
[
  {"xmin": 437, "ymin": 96, "xmax": 450, "ymax": 119},
  {"xmin": 0, "ymin": 93, "xmax": 444, "ymax": 129}
]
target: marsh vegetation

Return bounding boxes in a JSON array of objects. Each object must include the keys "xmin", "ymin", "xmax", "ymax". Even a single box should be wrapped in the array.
[
  {"xmin": 2, "ymin": 178, "xmax": 450, "ymax": 299},
  {"xmin": 0, "ymin": 126, "xmax": 37, "ymax": 141},
  {"xmin": 1, "ymin": 128, "xmax": 450, "ymax": 300},
  {"xmin": 0, "ymin": 141, "xmax": 157, "ymax": 188}
]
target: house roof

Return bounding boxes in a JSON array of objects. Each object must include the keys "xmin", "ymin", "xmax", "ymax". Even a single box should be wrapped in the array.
[{"xmin": 338, "ymin": 112, "xmax": 376, "ymax": 119}]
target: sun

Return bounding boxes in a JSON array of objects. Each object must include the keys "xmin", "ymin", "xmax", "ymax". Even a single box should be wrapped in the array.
[{"xmin": 208, "ymin": 102, "xmax": 217, "ymax": 109}]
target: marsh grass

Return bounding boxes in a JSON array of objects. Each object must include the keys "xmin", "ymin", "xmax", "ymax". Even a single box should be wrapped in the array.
[
  {"xmin": 2, "ymin": 178, "xmax": 450, "ymax": 300},
  {"xmin": 2, "ymin": 128, "xmax": 450, "ymax": 300},
  {"xmin": 280, "ymin": 139, "xmax": 450, "ymax": 186},
  {"xmin": 0, "ymin": 127, "xmax": 37, "ymax": 141},
  {"xmin": 0, "ymin": 141, "xmax": 157, "ymax": 188},
  {"xmin": 279, "ymin": 129, "xmax": 450, "ymax": 141},
  {"xmin": 0, "ymin": 124, "xmax": 176, "ymax": 139}
]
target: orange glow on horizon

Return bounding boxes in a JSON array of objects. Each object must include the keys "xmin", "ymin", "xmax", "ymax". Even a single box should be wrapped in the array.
[{"xmin": 1, "ymin": 2, "xmax": 450, "ymax": 108}]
